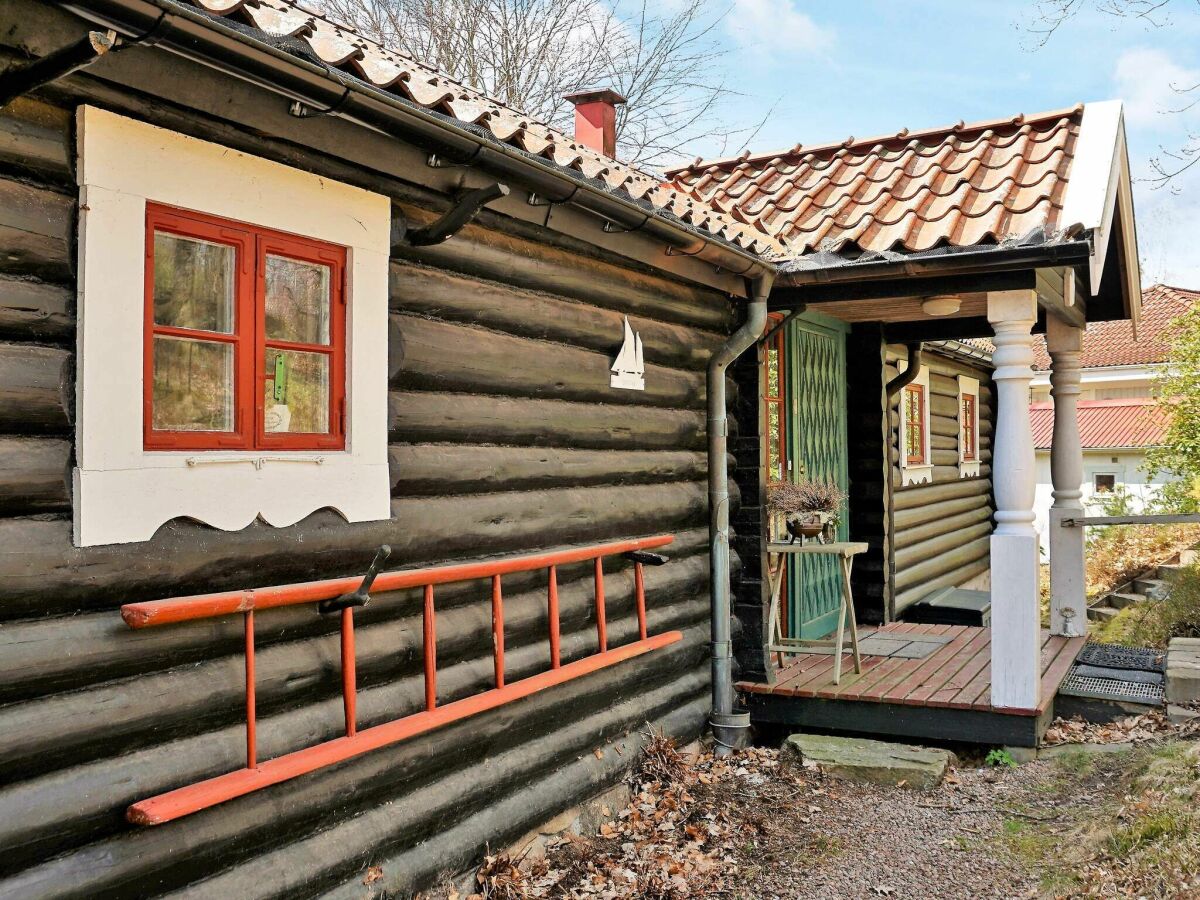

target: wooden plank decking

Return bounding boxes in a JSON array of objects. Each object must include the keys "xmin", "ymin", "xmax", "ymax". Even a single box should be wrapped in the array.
[{"xmin": 737, "ymin": 623, "xmax": 1088, "ymax": 747}]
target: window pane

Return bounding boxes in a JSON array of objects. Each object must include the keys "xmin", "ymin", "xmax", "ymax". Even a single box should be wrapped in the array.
[
  {"xmin": 152, "ymin": 336, "xmax": 234, "ymax": 431},
  {"xmin": 767, "ymin": 402, "xmax": 782, "ymax": 480},
  {"xmin": 153, "ymin": 232, "xmax": 235, "ymax": 333},
  {"xmin": 265, "ymin": 254, "xmax": 331, "ymax": 345},
  {"xmin": 264, "ymin": 348, "xmax": 330, "ymax": 434},
  {"xmin": 767, "ymin": 347, "xmax": 780, "ymax": 397}
]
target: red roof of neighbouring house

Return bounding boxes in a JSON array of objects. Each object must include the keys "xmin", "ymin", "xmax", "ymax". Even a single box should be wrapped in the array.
[
  {"xmin": 1032, "ymin": 284, "xmax": 1196, "ymax": 369},
  {"xmin": 174, "ymin": 0, "xmax": 782, "ymax": 256},
  {"xmin": 666, "ymin": 107, "xmax": 1082, "ymax": 259},
  {"xmin": 1030, "ymin": 398, "xmax": 1169, "ymax": 450}
]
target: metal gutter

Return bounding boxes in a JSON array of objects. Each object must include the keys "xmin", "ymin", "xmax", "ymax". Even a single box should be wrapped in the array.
[
  {"xmin": 707, "ymin": 272, "xmax": 773, "ymax": 755},
  {"xmin": 60, "ymin": 0, "xmax": 777, "ymax": 283},
  {"xmin": 782, "ymin": 240, "xmax": 1092, "ymax": 287}
]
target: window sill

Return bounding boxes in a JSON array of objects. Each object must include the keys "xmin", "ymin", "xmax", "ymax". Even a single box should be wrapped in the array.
[{"xmin": 901, "ymin": 463, "xmax": 934, "ymax": 487}]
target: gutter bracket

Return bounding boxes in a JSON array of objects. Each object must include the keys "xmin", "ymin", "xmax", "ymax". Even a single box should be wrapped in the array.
[
  {"xmin": 403, "ymin": 182, "xmax": 511, "ymax": 247},
  {"xmin": 0, "ymin": 29, "xmax": 118, "ymax": 110}
]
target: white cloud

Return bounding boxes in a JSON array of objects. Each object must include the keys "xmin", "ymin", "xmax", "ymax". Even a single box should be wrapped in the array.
[
  {"xmin": 725, "ymin": 0, "xmax": 834, "ymax": 58},
  {"xmin": 1114, "ymin": 47, "xmax": 1200, "ymax": 128}
]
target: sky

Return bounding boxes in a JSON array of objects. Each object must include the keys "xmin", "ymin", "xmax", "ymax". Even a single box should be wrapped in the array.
[{"xmin": 665, "ymin": 0, "xmax": 1200, "ymax": 288}]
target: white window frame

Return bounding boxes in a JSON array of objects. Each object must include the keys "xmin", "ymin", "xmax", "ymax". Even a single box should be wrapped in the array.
[
  {"xmin": 73, "ymin": 107, "xmax": 392, "ymax": 546},
  {"xmin": 957, "ymin": 374, "xmax": 981, "ymax": 479},
  {"xmin": 899, "ymin": 362, "xmax": 933, "ymax": 486}
]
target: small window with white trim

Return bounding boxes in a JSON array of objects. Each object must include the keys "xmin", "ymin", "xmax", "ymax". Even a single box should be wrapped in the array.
[
  {"xmin": 74, "ymin": 106, "xmax": 392, "ymax": 547},
  {"xmin": 1093, "ymin": 473, "xmax": 1117, "ymax": 493},
  {"xmin": 899, "ymin": 362, "xmax": 932, "ymax": 486},
  {"xmin": 957, "ymin": 374, "xmax": 981, "ymax": 478}
]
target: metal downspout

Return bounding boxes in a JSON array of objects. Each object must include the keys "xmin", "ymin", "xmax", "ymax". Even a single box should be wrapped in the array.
[{"xmin": 708, "ymin": 272, "xmax": 774, "ymax": 755}]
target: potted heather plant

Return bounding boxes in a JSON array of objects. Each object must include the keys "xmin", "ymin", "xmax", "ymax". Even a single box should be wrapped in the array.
[{"xmin": 767, "ymin": 479, "xmax": 845, "ymax": 543}]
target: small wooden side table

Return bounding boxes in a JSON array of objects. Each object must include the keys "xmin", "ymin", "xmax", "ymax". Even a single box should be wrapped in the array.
[{"xmin": 765, "ymin": 541, "xmax": 869, "ymax": 685}]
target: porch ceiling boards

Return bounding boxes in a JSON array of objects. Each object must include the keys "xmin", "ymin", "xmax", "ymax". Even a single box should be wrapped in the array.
[{"xmin": 738, "ymin": 623, "xmax": 1087, "ymax": 747}]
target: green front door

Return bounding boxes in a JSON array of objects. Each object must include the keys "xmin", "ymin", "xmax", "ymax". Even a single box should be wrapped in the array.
[{"xmin": 785, "ymin": 312, "xmax": 850, "ymax": 639}]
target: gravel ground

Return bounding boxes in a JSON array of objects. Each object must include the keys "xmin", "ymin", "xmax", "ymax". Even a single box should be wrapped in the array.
[{"xmin": 427, "ymin": 729, "xmax": 1197, "ymax": 900}]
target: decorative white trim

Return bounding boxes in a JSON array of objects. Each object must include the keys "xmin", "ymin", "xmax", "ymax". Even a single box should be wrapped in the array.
[
  {"xmin": 898, "ymin": 362, "xmax": 932, "ymax": 486},
  {"xmin": 1058, "ymin": 100, "xmax": 1142, "ymax": 329},
  {"xmin": 73, "ymin": 107, "xmax": 392, "ymax": 546},
  {"xmin": 957, "ymin": 374, "xmax": 981, "ymax": 478}
]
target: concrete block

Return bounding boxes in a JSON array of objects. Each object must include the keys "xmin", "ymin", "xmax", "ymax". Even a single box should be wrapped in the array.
[
  {"xmin": 1167, "ymin": 637, "xmax": 1200, "ymax": 704},
  {"xmin": 782, "ymin": 733, "xmax": 950, "ymax": 791},
  {"xmin": 1107, "ymin": 593, "xmax": 1145, "ymax": 610}
]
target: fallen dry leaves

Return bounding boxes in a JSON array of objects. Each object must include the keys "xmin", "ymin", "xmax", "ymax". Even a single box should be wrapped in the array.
[
  {"xmin": 1043, "ymin": 709, "xmax": 1200, "ymax": 746},
  {"xmin": 459, "ymin": 735, "xmax": 797, "ymax": 899}
]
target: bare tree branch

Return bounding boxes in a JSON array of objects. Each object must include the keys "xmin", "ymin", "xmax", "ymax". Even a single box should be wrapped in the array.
[{"xmin": 318, "ymin": 0, "xmax": 759, "ymax": 167}]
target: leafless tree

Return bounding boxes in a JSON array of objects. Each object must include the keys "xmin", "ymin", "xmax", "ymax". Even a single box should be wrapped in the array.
[
  {"xmin": 1026, "ymin": 0, "xmax": 1200, "ymax": 188},
  {"xmin": 318, "ymin": 0, "xmax": 769, "ymax": 167}
]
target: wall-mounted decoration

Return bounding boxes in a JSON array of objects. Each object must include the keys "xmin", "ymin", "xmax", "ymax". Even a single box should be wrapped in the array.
[{"xmin": 610, "ymin": 316, "xmax": 645, "ymax": 390}]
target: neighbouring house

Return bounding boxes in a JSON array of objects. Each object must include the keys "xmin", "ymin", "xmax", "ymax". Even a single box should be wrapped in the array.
[
  {"xmin": 0, "ymin": 1, "xmax": 1142, "ymax": 897},
  {"xmin": 1029, "ymin": 284, "xmax": 1194, "ymax": 551}
]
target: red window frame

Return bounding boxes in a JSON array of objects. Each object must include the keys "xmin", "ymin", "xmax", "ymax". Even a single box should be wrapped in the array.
[
  {"xmin": 144, "ymin": 203, "xmax": 346, "ymax": 452},
  {"xmin": 961, "ymin": 393, "xmax": 978, "ymax": 461},
  {"xmin": 904, "ymin": 383, "xmax": 926, "ymax": 465}
]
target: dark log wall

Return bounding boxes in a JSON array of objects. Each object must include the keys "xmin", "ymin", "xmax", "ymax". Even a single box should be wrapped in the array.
[
  {"xmin": 0, "ymin": 87, "xmax": 738, "ymax": 897},
  {"xmin": 885, "ymin": 345, "xmax": 996, "ymax": 615}
]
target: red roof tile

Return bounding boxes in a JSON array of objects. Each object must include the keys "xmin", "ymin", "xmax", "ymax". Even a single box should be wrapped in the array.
[
  {"xmin": 1032, "ymin": 284, "xmax": 1197, "ymax": 369},
  {"xmin": 1030, "ymin": 398, "xmax": 1169, "ymax": 450},
  {"xmin": 179, "ymin": 0, "xmax": 782, "ymax": 256},
  {"xmin": 665, "ymin": 107, "xmax": 1083, "ymax": 259}
]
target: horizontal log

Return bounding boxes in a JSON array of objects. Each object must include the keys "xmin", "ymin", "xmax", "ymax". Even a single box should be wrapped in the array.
[
  {"xmin": 0, "ymin": 176, "xmax": 73, "ymax": 281},
  {"xmin": 0, "ymin": 613, "xmax": 707, "ymax": 883},
  {"xmin": 0, "ymin": 341, "xmax": 71, "ymax": 432},
  {"xmin": 894, "ymin": 492, "xmax": 991, "ymax": 530},
  {"xmin": 389, "ymin": 390, "xmax": 708, "ymax": 450},
  {"xmin": 894, "ymin": 505, "xmax": 994, "ymax": 554},
  {"xmin": 895, "ymin": 557, "xmax": 991, "ymax": 613},
  {"xmin": 0, "ymin": 478, "xmax": 720, "ymax": 619},
  {"xmin": 894, "ymin": 521, "xmax": 992, "ymax": 570},
  {"xmin": 0, "ymin": 436, "xmax": 69, "ymax": 514},
  {"xmin": 243, "ymin": 694, "xmax": 708, "ymax": 900},
  {"xmin": 0, "ymin": 98, "xmax": 71, "ymax": 183},
  {"xmin": 0, "ymin": 556, "xmax": 711, "ymax": 783},
  {"xmin": 891, "ymin": 465, "xmax": 992, "ymax": 489},
  {"xmin": 389, "ymin": 263, "xmax": 723, "ymax": 369},
  {"xmin": 389, "ymin": 443, "xmax": 709, "ymax": 495},
  {"xmin": 389, "ymin": 205, "xmax": 734, "ymax": 333},
  {"xmin": 0, "ymin": 274, "xmax": 73, "ymax": 342},
  {"xmin": 389, "ymin": 314, "xmax": 708, "ymax": 409},
  {"xmin": 895, "ymin": 535, "xmax": 990, "ymax": 592},
  {"xmin": 0, "ymin": 527, "xmax": 714, "ymax": 702},
  {"xmin": 893, "ymin": 476, "xmax": 991, "ymax": 510}
]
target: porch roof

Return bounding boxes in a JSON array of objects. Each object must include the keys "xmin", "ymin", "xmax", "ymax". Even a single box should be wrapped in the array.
[{"xmin": 670, "ymin": 102, "xmax": 1142, "ymax": 324}]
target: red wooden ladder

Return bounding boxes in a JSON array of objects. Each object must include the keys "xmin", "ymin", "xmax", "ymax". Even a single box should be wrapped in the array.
[{"xmin": 120, "ymin": 535, "xmax": 679, "ymax": 825}]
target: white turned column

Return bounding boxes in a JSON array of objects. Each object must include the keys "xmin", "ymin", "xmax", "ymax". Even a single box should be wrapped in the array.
[
  {"xmin": 1047, "ymin": 316, "xmax": 1087, "ymax": 637},
  {"xmin": 988, "ymin": 290, "xmax": 1041, "ymax": 711}
]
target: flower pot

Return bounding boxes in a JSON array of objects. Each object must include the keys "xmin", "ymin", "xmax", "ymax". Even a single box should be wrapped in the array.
[{"xmin": 786, "ymin": 515, "xmax": 826, "ymax": 541}]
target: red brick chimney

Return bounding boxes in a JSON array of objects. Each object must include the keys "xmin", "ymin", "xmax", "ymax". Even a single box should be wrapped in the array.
[{"xmin": 564, "ymin": 88, "xmax": 626, "ymax": 158}]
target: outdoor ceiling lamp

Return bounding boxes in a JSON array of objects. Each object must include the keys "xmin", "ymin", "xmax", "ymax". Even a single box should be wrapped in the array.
[{"xmin": 921, "ymin": 294, "xmax": 962, "ymax": 316}]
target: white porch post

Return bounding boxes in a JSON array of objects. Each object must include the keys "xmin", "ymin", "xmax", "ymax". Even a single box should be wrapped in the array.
[
  {"xmin": 1047, "ymin": 316, "xmax": 1088, "ymax": 637},
  {"xmin": 988, "ymin": 290, "xmax": 1041, "ymax": 710}
]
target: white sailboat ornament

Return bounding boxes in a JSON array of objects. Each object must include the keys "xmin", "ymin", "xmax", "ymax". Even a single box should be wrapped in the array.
[{"xmin": 610, "ymin": 316, "xmax": 645, "ymax": 390}]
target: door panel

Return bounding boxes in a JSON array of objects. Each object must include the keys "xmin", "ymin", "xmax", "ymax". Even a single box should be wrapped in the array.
[{"xmin": 786, "ymin": 313, "xmax": 850, "ymax": 639}]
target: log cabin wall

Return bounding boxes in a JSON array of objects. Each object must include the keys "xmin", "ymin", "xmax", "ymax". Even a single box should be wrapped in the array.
[
  {"xmin": 885, "ymin": 344, "xmax": 996, "ymax": 617},
  {"xmin": 0, "ymin": 27, "xmax": 743, "ymax": 897}
]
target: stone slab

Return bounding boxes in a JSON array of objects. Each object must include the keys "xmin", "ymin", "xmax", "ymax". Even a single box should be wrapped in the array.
[
  {"xmin": 1168, "ymin": 704, "xmax": 1200, "ymax": 725},
  {"xmin": 1039, "ymin": 741, "xmax": 1135, "ymax": 759},
  {"xmin": 781, "ymin": 733, "xmax": 950, "ymax": 791}
]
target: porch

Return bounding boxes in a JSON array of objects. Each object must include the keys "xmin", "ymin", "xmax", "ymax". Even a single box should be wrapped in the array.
[{"xmin": 738, "ymin": 624, "xmax": 1088, "ymax": 747}]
